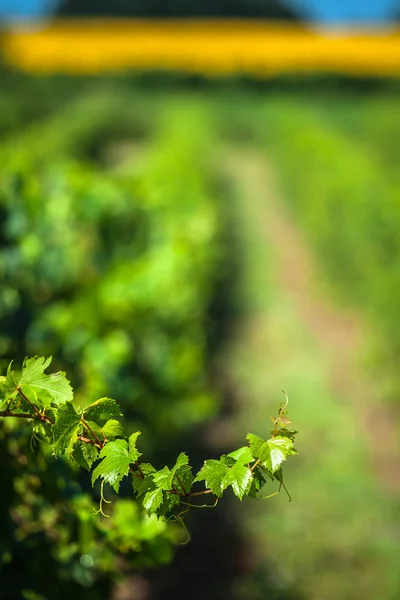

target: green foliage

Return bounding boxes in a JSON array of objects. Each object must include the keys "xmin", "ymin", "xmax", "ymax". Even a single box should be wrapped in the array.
[
  {"xmin": 1, "ymin": 356, "xmax": 299, "ymax": 522},
  {"xmin": 0, "ymin": 98, "xmax": 225, "ymax": 596},
  {"xmin": 91, "ymin": 436, "xmax": 141, "ymax": 492},
  {"xmin": 259, "ymin": 99, "xmax": 400, "ymax": 401}
]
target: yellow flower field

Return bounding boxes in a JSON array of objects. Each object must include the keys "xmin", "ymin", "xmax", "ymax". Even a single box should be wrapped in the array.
[{"xmin": 2, "ymin": 20, "xmax": 400, "ymax": 76}]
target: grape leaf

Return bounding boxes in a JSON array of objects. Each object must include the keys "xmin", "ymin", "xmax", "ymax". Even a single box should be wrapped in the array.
[
  {"xmin": 129, "ymin": 432, "xmax": 141, "ymax": 457},
  {"xmin": 247, "ymin": 433, "xmax": 297, "ymax": 473},
  {"xmin": 195, "ymin": 448, "xmax": 254, "ymax": 500},
  {"xmin": 276, "ymin": 428, "xmax": 298, "ymax": 441},
  {"xmin": 175, "ymin": 464, "xmax": 193, "ymax": 495},
  {"xmin": 194, "ymin": 459, "xmax": 229, "ymax": 497},
  {"xmin": 228, "ymin": 446, "xmax": 253, "ymax": 464},
  {"xmin": 0, "ymin": 362, "xmax": 18, "ymax": 408},
  {"xmin": 140, "ymin": 463, "xmax": 156, "ymax": 475},
  {"xmin": 142, "ymin": 487, "xmax": 164, "ymax": 515},
  {"xmin": 18, "ymin": 383, "xmax": 42, "ymax": 414},
  {"xmin": 247, "ymin": 466, "xmax": 268, "ymax": 498},
  {"xmin": 153, "ymin": 466, "xmax": 174, "ymax": 491},
  {"xmin": 52, "ymin": 402, "xmax": 81, "ymax": 455},
  {"xmin": 152, "ymin": 452, "xmax": 189, "ymax": 492},
  {"xmin": 158, "ymin": 491, "xmax": 181, "ymax": 517},
  {"xmin": 225, "ymin": 461, "xmax": 253, "ymax": 500},
  {"xmin": 91, "ymin": 435, "xmax": 142, "ymax": 493},
  {"xmin": 73, "ymin": 441, "xmax": 99, "ymax": 470},
  {"xmin": 19, "ymin": 356, "xmax": 73, "ymax": 407},
  {"xmin": 83, "ymin": 398, "xmax": 122, "ymax": 425},
  {"xmin": 132, "ymin": 473, "xmax": 154, "ymax": 497},
  {"xmin": 174, "ymin": 452, "xmax": 189, "ymax": 470},
  {"xmin": 103, "ymin": 419, "xmax": 126, "ymax": 440}
]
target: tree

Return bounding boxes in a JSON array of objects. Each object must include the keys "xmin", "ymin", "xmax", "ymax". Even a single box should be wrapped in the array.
[{"xmin": 56, "ymin": 0, "xmax": 301, "ymax": 20}]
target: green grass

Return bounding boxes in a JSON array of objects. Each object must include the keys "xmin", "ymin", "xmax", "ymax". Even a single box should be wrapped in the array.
[
  {"xmin": 223, "ymin": 146, "xmax": 399, "ymax": 600},
  {"xmin": 248, "ymin": 97, "xmax": 400, "ymax": 405}
]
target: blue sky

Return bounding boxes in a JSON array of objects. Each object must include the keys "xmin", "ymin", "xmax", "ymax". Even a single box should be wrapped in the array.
[{"xmin": 0, "ymin": 0, "xmax": 398, "ymax": 22}]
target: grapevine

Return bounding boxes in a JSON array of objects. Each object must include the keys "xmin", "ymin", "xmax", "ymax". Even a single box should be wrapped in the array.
[{"xmin": 0, "ymin": 356, "xmax": 298, "ymax": 527}]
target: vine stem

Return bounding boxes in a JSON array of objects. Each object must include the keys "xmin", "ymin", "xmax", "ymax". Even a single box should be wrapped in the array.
[
  {"xmin": 17, "ymin": 386, "xmax": 51, "ymax": 423},
  {"xmin": 0, "ymin": 410, "xmax": 43, "ymax": 420},
  {"xmin": 135, "ymin": 462, "xmax": 145, "ymax": 480},
  {"xmin": 187, "ymin": 489, "xmax": 213, "ymax": 498},
  {"xmin": 77, "ymin": 435, "xmax": 102, "ymax": 449},
  {"xmin": 0, "ymin": 409, "xmax": 104, "ymax": 450},
  {"xmin": 81, "ymin": 418, "xmax": 104, "ymax": 448},
  {"xmin": 174, "ymin": 472, "xmax": 187, "ymax": 496},
  {"xmin": 129, "ymin": 466, "xmax": 142, "ymax": 480},
  {"xmin": 250, "ymin": 458, "xmax": 260, "ymax": 472}
]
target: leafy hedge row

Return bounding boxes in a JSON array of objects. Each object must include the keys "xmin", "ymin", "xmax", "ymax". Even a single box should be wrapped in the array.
[
  {"xmin": 0, "ymin": 103, "xmax": 224, "ymax": 596},
  {"xmin": 260, "ymin": 101, "xmax": 400, "ymax": 402}
]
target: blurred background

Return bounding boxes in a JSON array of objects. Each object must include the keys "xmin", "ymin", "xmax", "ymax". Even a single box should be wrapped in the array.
[{"xmin": 0, "ymin": 1, "xmax": 399, "ymax": 599}]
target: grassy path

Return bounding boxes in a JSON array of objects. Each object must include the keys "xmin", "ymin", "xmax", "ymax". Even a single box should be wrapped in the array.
[{"xmin": 219, "ymin": 147, "xmax": 399, "ymax": 600}]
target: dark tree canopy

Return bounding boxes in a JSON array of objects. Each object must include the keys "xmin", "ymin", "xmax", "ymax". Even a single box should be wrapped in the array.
[{"xmin": 56, "ymin": 0, "xmax": 301, "ymax": 20}]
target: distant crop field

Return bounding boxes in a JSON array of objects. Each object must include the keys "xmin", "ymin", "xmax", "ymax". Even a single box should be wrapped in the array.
[{"xmin": 2, "ymin": 20, "xmax": 400, "ymax": 76}]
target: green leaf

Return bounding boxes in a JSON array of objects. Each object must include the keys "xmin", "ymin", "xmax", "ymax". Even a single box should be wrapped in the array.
[
  {"xmin": 158, "ymin": 491, "xmax": 181, "ymax": 517},
  {"xmin": 227, "ymin": 447, "xmax": 254, "ymax": 499},
  {"xmin": 228, "ymin": 446, "xmax": 253, "ymax": 464},
  {"xmin": 153, "ymin": 466, "xmax": 174, "ymax": 491},
  {"xmin": 19, "ymin": 356, "xmax": 73, "ymax": 407},
  {"xmin": 103, "ymin": 419, "xmax": 126, "ymax": 440},
  {"xmin": 195, "ymin": 451, "xmax": 253, "ymax": 500},
  {"xmin": 128, "ymin": 432, "xmax": 141, "ymax": 461},
  {"xmin": 247, "ymin": 467, "xmax": 268, "ymax": 498},
  {"xmin": 91, "ymin": 437, "xmax": 142, "ymax": 493},
  {"xmin": 276, "ymin": 428, "xmax": 298, "ymax": 442},
  {"xmin": 132, "ymin": 473, "xmax": 155, "ymax": 497},
  {"xmin": 175, "ymin": 464, "xmax": 193, "ymax": 495},
  {"xmin": 83, "ymin": 397, "xmax": 122, "ymax": 425},
  {"xmin": 140, "ymin": 463, "xmax": 156, "ymax": 475},
  {"xmin": 225, "ymin": 462, "xmax": 253, "ymax": 500},
  {"xmin": 152, "ymin": 452, "xmax": 190, "ymax": 492},
  {"xmin": 173, "ymin": 452, "xmax": 189, "ymax": 470},
  {"xmin": 247, "ymin": 433, "xmax": 297, "ymax": 473},
  {"xmin": 194, "ymin": 459, "xmax": 229, "ymax": 497},
  {"xmin": 18, "ymin": 383, "xmax": 42, "ymax": 413},
  {"xmin": 0, "ymin": 362, "xmax": 18, "ymax": 408},
  {"xmin": 52, "ymin": 402, "xmax": 81, "ymax": 455},
  {"xmin": 142, "ymin": 487, "xmax": 164, "ymax": 515},
  {"xmin": 73, "ymin": 441, "xmax": 99, "ymax": 470}
]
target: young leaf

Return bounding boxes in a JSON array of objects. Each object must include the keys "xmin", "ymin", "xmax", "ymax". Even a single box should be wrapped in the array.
[
  {"xmin": 140, "ymin": 463, "xmax": 157, "ymax": 476},
  {"xmin": 52, "ymin": 401, "xmax": 81, "ymax": 455},
  {"xmin": 147, "ymin": 452, "xmax": 189, "ymax": 494},
  {"xmin": 153, "ymin": 466, "xmax": 174, "ymax": 492},
  {"xmin": 158, "ymin": 491, "xmax": 181, "ymax": 517},
  {"xmin": 224, "ymin": 461, "xmax": 253, "ymax": 500},
  {"xmin": 18, "ymin": 383, "xmax": 42, "ymax": 413},
  {"xmin": 173, "ymin": 452, "xmax": 189, "ymax": 470},
  {"xmin": 103, "ymin": 419, "xmax": 126, "ymax": 440},
  {"xmin": 175, "ymin": 464, "xmax": 193, "ymax": 495},
  {"xmin": 73, "ymin": 441, "xmax": 99, "ymax": 470},
  {"xmin": 142, "ymin": 487, "xmax": 164, "ymax": 516},
  {"xmin": 92, "ymin": 435, "xmax": 142, "ymax": 493},
  {"xmin": 194, "ymin": 459, "xmax": 229, "ymax": 497},
  {"xmin": 247, "ymin": 466, "xmax": 268, "ymax": 498},
  {"xmin": 19, "ymin": 356, "xmax": 73, "ymax": 407},
  {"xmin": 83, "ymin": 397, "xmax": 122, "ymax": 425},
  {"xmin": 276, "ymin": 428, "xmax": 298, "ymax": 442},
  {"xmin": 228, "ymin": 446, "xmax": 253, "ymax": 464},
  {"xmin": 132, "ymin": 473, "xmax": 155, "ymax": 497},
  {"xmin": 0, "ymin": 362, "xmax": 18, "ymax": 408},
  {"xmin": 129, "ymin": 432, "xmax": 141, "ymax": 459},
  {"xmin": 247, "ymin": 433, "xmax": 297, "ymax": 473}
]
